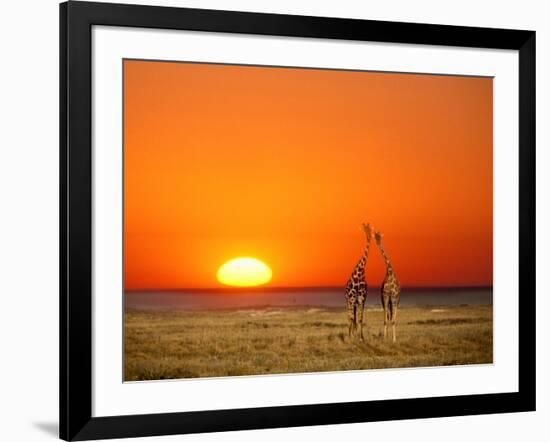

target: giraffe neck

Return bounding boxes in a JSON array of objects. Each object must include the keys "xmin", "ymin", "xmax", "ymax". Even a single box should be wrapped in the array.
[
  {"xmin": 354, "ymin": 238, "xmax": 371, "ymax": 274},
  {"xmin": 378, "ymin": 242, "xmax": 393, "ymax": 272},
  {"xmin": 364, "ymin": 238, "xmax": 371, "ymax": 261}
]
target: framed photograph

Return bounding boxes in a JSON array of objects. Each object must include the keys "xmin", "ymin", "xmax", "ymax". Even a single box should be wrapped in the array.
[{"xmin": 60, "ymin": 1, "xmax": 535, "ymax": 440}]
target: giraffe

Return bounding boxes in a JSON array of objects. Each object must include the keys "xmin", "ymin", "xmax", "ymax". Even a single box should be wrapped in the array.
[
  {"xmin": 345, "ymin": 222, "xmax": 373, "ymax": 340},
  {"xmin": 374, "ymin": 230, "xmax": 401, "ymax": 343}
]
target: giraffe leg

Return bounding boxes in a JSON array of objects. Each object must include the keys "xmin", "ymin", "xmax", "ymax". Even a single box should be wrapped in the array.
[
  {"xmin": 382, "ymin": 295, "xmax": 389, "ymax": 340},
  {"xmin": 347, "ymin": 298, "xmax": 356, "ymax": 338},
  {"xmin": 391, "ymin": 302, "xmax": 398, "ymax": 343},
  {"xmin": 358, "ymin": 299, "xmax": 365, "ymax": 341}
]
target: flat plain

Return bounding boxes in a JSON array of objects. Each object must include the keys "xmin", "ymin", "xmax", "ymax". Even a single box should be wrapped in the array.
[{"xmin": 124, "ymin": 304, "xmax": 492, "ymax": 381}]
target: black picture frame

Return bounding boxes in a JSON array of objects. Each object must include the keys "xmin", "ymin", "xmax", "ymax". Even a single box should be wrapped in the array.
[{"xmin": 60, "ymin": 1, "xmax": 536, "ymax": 440}]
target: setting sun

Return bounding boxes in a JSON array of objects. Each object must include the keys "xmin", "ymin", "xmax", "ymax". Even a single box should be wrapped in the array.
[{"xmin": 217, "ymin": 257, "xmax": 273, "ymax": 287}]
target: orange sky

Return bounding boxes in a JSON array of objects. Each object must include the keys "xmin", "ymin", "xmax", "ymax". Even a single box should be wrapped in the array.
[{"xmin": 123, "ymin": 60, "xmax": 493, "ymax": 290}]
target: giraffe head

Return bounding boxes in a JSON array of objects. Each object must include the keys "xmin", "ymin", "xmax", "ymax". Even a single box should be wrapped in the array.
[
  {"xmin": 362, "ymin": 222, "xmax": 373, "ymax": 241},
  {"xmin": 374, "ymin": 230, "xmax": 383, "ymax": 246}
]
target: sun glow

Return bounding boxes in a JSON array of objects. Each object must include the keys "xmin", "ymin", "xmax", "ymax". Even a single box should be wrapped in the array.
[{"xmin": 217, "ymin": 257, "xmax": 272, "ymax": 287}]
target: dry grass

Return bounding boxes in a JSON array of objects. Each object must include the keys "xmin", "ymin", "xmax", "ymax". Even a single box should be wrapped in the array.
[{"xmin": 124, "ymin": 305, "xmax": 492, "ymax": 381}]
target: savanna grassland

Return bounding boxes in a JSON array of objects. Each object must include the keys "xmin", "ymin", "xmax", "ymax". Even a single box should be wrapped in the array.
[{"xmin": 124, "ymin": 305, "xmax": 492, "ymax": 381}]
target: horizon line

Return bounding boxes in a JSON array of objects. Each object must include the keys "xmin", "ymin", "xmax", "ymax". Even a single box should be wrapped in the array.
[{"xmin": 125, "ymin": 285, "xmax": 492, "ymax": 293}]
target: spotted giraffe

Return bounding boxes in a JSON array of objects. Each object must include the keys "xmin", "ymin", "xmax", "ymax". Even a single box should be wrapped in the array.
[
  {"xmin": 345, "ymin": 223, "xmax": 373, "ymax": 340},
  {"xmin": 374, "ymin": 230, "xmax": 401, "ymax": 343}
]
